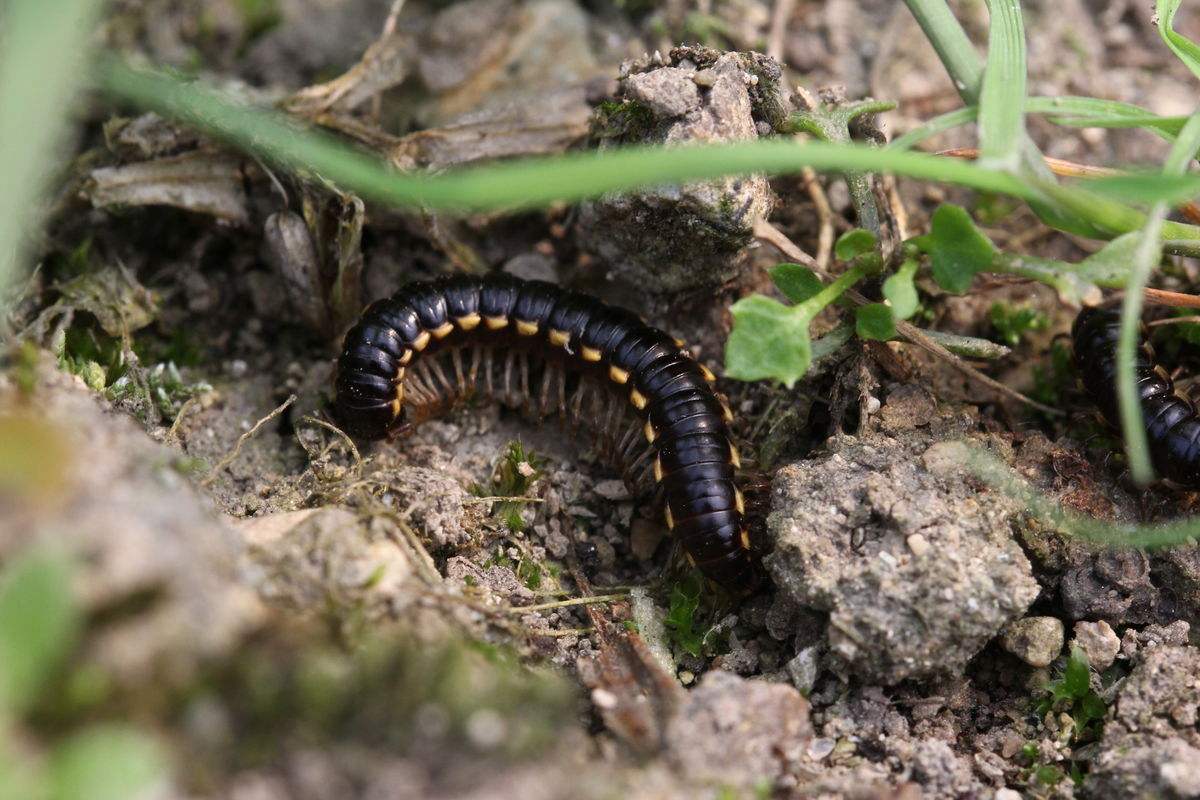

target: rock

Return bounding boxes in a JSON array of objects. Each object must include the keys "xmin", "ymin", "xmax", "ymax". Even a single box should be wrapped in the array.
[
  {"xmin": 0, "ymin": 358, "xmax": 264, "ymax": 686},
  {"xmin": 906, "ymin": 740, "xmax": 988, "ymax": 799},
  {"xmin": 1086, "ymin": 645, "xmax": 1200, "ymax": 798},
  {"xmin": 786, "ymin": 646, "xmax": 821, "ymax": 695},
  {"xmin": 367, "ymin": 466, "xmax": 482, "ymax": 549},
  {"xmin": 1071, "ymin": 620, "xmax": 1120, "ymax": 670},
  {"xmin": 1154, "ymin": 543, "xmax": 1200, "ymax": 621},
  {"xmin": 766, "ymin": 430, "xmax": 1038, "ymax": 684},
  {"xmin": 623, "ymin": 67, "xmax": 702, "ymax": 118},
  {"xmin": 238, "ymin": 508, "xmax": 414, "ymax": 616},
  {"xmin": 577, "ymin": 46, "xmax": 785, "ymax": 294},
  {"xmin": 1000, "ymin": 617, "xmax": 1064, "ymax": 668},
  {"xmin": 664, "ymin": 671, "xmax": 811, "ymax": 789},
  {"xmin": 1060, "ymin": 548, "xmax": 1158, "ymax": 623}
]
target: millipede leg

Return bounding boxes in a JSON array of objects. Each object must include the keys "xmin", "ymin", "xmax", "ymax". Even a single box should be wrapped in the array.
[{"xmin": 451, "ymin": 347, "xmax": 467, "ymax": 394}]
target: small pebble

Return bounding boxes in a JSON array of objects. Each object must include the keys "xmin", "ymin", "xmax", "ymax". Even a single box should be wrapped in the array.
[
  {"xmin": 1072, "ymin": 620, "xmax": 1120, "ymax": 670},
  {"xmin": 1001, "ymin": 616, "xmax": 1064, "ymax": 668},
  {"xmin": 906, "ymin": 533, "xmax": 930, "ymax": 556}
]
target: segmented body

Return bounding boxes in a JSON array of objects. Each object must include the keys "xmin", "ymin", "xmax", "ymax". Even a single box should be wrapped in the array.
[
  {"xmin": 333, "ymin": 274, "xmax": 758, "ymax": 589},
  {"xmin": 1072, "ymin": 306, "xmax": 1200, "ymax": 485}
]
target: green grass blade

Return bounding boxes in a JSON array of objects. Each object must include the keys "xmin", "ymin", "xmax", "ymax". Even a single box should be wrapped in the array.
[
  {"xmin": 969, "ymin": 446, "xmax": 1200, "ymax": 547},
  {"xmin": 890, "ymin": 96, "xmax": 1188, "ymax": 152},
  {"xmin": 977, "ymin": 0, "xmax": 1027, "ymax": 170},
  {"xmin": 1115, "ymin": 110, "xmax": 1200, "ymax": 484},
  {"xmin": 1157, "ymin": 0, "xmax": 1200, "ymax": 81},
  {"xmin": 1115, "ymin": 204, "xmax": 1168, "ymax": 484},
  {"xmin": 0, "ymin": 0, "xmax": 104, "ymax": 294},
  {"xmin": 890, "ymin": 107, "xmax": 977, "ymax": 151}
]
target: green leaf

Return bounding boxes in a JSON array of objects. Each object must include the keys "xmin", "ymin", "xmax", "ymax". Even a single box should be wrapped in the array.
[
  {"xmin": 1075, "ymin": 233, "xmax": 1141, "ymax": 286},
  {"xmin": 0, "ymin": 551, "xmax": 80, "ymax": 713},
  {"xmin": 664, "ymin": 575, "xmax": 704, "ymax": 657},
  {"xmin": 855, "ymin": 304, "xmax": 896, "ymax": 341},
  {"xmin": 1060, "ymin": 647, "xmax": 1091, "ymax": 698},
  {"xmin": 724, "ymin": 295, "xmax": 812, "ymax": 388},
  {"xmin": 882, "ymin": 259, "xmax": 919, "ymax": 320},
  {"xmin": 49, "ymin": 724, "xmax": 163, "ymax": 800},
  {"xmin": 769, "ymin": 263, "xmax": 823, "ymax": 304},
  {"xmin": 1157, "ymin": 0, "xmax": 1200, "ymax": 81},
  {"xmin": 926, "ymin": 204, "xmax": 995, "ymax": 293},
  {"xmin": 834, "ymin": 229, "xmax": 877, "ymax": 261},
  {"xmin": 989, "ymin": 303, "xmax": 1047, "ymax": 347}
]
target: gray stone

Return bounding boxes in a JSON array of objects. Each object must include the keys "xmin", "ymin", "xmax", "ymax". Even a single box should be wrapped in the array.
[
  {"xmin": 578, "ymin": 48, "xmax": 784, "ymax": 294},
  {"xmin": 665, "ymin": 671, "xmax": 811, "ymax": 789},
  {"xmin": 766, "ymin": 431, "xmax": 1038, "ymax": 684},
  {"xmin": 1086, "ymin": 645, "xmax": 1200, "ymax": 798}
]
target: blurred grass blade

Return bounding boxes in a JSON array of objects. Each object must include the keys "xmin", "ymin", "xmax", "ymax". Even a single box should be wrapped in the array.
[
  {"xmin": 96, "ymin": 59, "xmax": 1200, "ymax": 253},
  {"xmin": 1157, "ymin": 0, "xmax": 1200, "ymax": 80},
  {"xmin": 1115, "ymin": 110, "xmax": 1200, "ymax": 484},
  {"xmin": 0, "ymin": 0, "xmax": 103, "ymax": 295},
  {"xmin": 49, "ymin": 724, "xmax": 164, "ymax": 800},
  {"xmin": 97, "ymin": 59, "xmax": 1041, "ymax": 210},
  {"xmin": 977, "ymin": 0, "xmax": 1027, "ymax": 170}
]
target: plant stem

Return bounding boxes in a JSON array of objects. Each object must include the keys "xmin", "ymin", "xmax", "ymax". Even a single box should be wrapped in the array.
[{"xmin": 799, "ymin": 262, "xmax": 870, "ymax": 317}]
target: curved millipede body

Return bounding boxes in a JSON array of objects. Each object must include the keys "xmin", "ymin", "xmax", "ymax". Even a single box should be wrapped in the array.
[
  {"xmin": 333, "ymin": 274, "xmax": 759, "ymax": 590},
  {"xmin": 1072, "ymin": 306, "xmax": 1200, "ymax": 485}
]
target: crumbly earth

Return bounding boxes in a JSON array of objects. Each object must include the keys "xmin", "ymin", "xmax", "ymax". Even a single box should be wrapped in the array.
[{"xmin": 4, "ymin": 1, "xmax": 1200, "ymax": 799}]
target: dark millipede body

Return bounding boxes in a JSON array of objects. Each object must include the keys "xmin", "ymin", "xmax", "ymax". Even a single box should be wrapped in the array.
[
  {"xmin": 333, "ymin": 274, "xmax": 759, "ymax": 590},
  {"xmin": 1072, "ymin": 306, "xmax": 1200, "ymax": 485}
]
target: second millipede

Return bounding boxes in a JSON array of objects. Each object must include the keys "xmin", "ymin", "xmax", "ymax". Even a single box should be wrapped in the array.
[
  {"xmin": 1073, "ymin": 306, "xmax": 1200, "ymax": 485},
  {"xmin": 332, "ymin": 274, "xmax": 760, "ymax": 591}
]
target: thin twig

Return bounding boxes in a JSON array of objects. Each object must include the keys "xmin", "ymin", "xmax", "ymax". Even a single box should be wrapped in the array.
[
  {"xmin": 1147, "ymin": 315, "xmax": 1200, "ymax": 327},
  {"xmin": 753, "ymin": 218, "xmax": 822, "ymax": 274},
  {"xmin": 766, "ymin": 0, "xmax": 796, "ymax": 62},
  {"xmin": 1142, "ymin": 287, "xmax": 1200, "ymax": 310},
  {"xmin": 802, "ymin": 167, "xmax": 835, "ymax": 271},
  {"xmin": 524, "ymin": 627, "xmax": 594, "ymax": 637},
  {"xmin": 201, "ymin": 395, "xmax": 296, "ymax": 486},
  {"xmin": 509, "ymin": 593, "xmax": 629, "ymax": 614},
  {"xmin": 754, "ymin": 221, "xmax": 1062, "ymax": 415},
  {"xmin": 301, "ymin": 414, "xmax": 364, "ymax": 475},
  {"xmin": 166, "ymin": 395, "xmax": 202, "ymax": 442},
  {"xmin": 463, "ymin": 495, "xmax": 545, "ymax": 504}
]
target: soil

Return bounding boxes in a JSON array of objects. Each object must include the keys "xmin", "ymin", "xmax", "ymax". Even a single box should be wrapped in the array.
[{"xmin": 4, "ymin": 1, "xmax": 1200, "ymax": 799}]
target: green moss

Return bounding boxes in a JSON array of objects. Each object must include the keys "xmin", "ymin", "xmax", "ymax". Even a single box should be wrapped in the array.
[
  {"xmin": 590, "ymin": 99, "xmax": 659, "ymax": 145},
  {"xmin": 472, "ymin": 441, "xmax": 542, "ymax": 532}
]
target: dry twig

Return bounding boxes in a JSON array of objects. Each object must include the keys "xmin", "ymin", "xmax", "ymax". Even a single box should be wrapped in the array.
[{"xmin": 201, "ymin": 394, "xmax": 296, "ymax": 486}]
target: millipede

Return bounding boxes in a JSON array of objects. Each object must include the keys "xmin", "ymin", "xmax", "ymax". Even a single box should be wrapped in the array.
[
  {"xmin": 1072, "ymin": 306, "xmax": 1200, "ymax": 485},
  {"xmin": 332, "ymin": 274, "xmax": 760, "ymax": 591}
]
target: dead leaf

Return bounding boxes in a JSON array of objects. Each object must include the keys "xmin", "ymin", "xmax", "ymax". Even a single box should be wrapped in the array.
[{"xmin": 83, "ymin": 151, "xmax": 250, "ymax": 225}]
